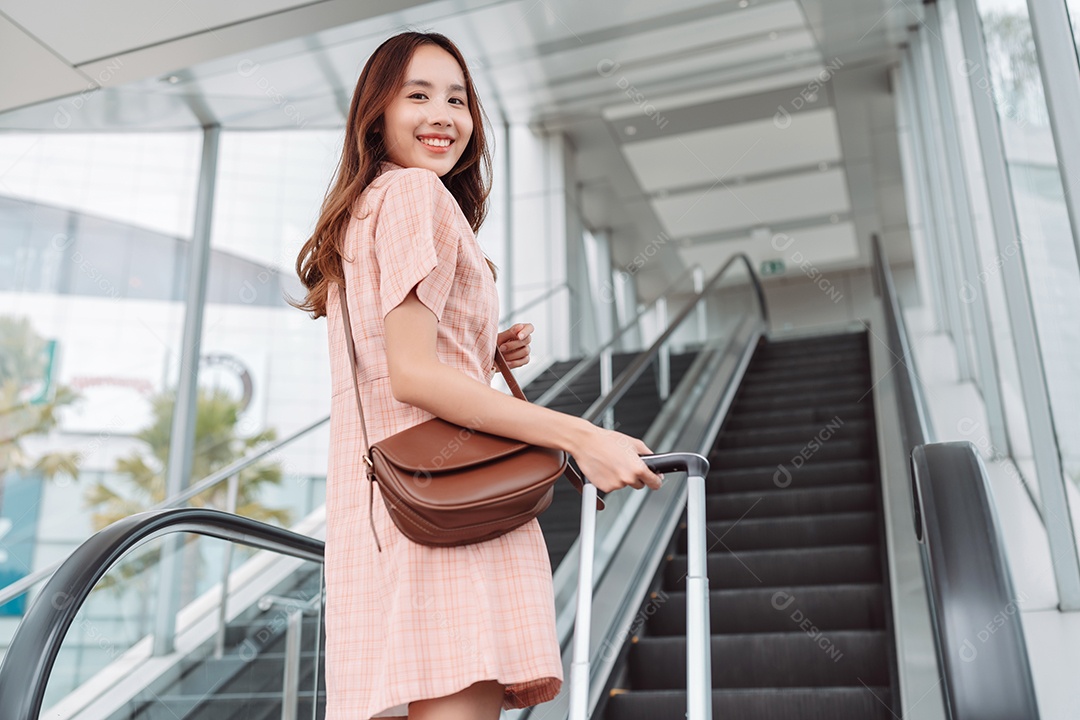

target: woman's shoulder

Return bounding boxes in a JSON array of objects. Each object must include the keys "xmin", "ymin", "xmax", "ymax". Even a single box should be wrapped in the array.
[{"xmin": 363, "ymin": 162, "xmax": 455, "ymax": 211}]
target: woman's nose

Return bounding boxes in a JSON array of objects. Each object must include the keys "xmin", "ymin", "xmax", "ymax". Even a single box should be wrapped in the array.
[{"xmin": 424, "ymin": 101, "xmax": 453, "ymax": 126}]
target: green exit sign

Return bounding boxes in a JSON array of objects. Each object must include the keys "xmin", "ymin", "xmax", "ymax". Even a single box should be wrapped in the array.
[{"xmin": 760, "ymin": 259, "xmax": 786, "ymax": 277}]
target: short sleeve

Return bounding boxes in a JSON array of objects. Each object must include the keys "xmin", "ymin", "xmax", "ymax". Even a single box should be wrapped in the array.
[{"xmin": 373, "ymin": 168, "xmax": 459, "ymax": 322}]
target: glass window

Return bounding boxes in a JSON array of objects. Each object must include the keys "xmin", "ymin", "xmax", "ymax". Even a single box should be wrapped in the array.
[
  {"xmin": 198, "ymin": 130, "xmax": 341, "ymax": 532},
  {"xmin": 975, "ymin": 0, "xmax": 1080, "ymax": 487},
  {"xmin": 0, "ymin": 131, "xmax": 200, "ymax": 610}
]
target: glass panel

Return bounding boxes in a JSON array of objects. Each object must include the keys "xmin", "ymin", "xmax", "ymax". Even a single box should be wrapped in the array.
[
  {"xmin": 197, "ymin": 130, "xmax": 339, "ymax": 533},
  {"xmin": 938, "ymin": 1, "xmax": 1038, "ymax": 499},
  {"xmin": 0, "ymin": 132, "xmax": 201, "ymax": 608},
  {"xmin": 1068, "ymin": 0, "xmax": 1080, "ymax": 57},
  {"xmin": 975, "ymin": 0, "xmax": 1080, "ymax": 487}
]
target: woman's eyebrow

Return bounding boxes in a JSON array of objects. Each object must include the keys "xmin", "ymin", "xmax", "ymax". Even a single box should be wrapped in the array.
[{"xmin": 403, "ymin": 78, "xmax": 467, "ymax": 93}]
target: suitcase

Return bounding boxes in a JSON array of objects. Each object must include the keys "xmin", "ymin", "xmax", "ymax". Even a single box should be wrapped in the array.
[{"xmin": 569, "ymin": 451, "xmax": 714, "ymax": 720}]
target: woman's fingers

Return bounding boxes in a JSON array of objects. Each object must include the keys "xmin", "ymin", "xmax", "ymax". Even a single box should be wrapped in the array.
[
  {"xmin": 496, "ymin": 323, "xmax": 535, "ymax": 368},
  {"xmin": 499, "ymin": 333, "xmax": 532, "ymax": 351}
]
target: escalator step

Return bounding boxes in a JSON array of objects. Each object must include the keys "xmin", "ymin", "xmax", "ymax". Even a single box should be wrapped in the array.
[
  {"xmin": 705, "ymin": 484, "xmax": 876, "ymax": 519},
  {"xmin": 629, "ymin": 631, "xmax": 889, "ymax": 688},
  {"xmin": 760, "ymin": 338, "xmax": 868, "ymax": 358},
  {"xmin": 711, "ymin": 438, "xmax": 871, "ymax": 469},
  {"xmin": 664, "ymin": 542, "xmax": 882, "ymax": 594},
  {"xmin": 709, "ymin": 459, "xmax": 872, "ymax": 492},
  {"xmin": 715, "ymin": 420, "xmax": 871, "ymax": 448},
  {"xmin": 604, "ymin": 686, "xmax": 893, "ymax": 720},
  {"xmin": 723, "ymin": 404, "xmax": 872, "ymax": 430},
  {"xmin": 677, "ymin": 512, "xmax": 877, "ymax": 553},
  {"xmin": 649, "ymin": 584, "xmax": 886, "ymax": 635},
  {"xmin": 741, "ymin": 363, "xmax": 870, "ymax": 385},
  {"xmin": 734, "ymin": 388, "xmax": 870, "ymax": 412},
  {"xmin": 743, "ymin": 363, "xmax": 871, "ymax": 385},
  {"xmin": 750, "ymin": 350, "xmax": 869, "ymax": 370},
  {"xmin": 763, "ymin": 332, "xmax": 867, "ymax": 350},
  {"xmin": 736, "ymin": 376, "xmax": 871, "ymax": 399}
]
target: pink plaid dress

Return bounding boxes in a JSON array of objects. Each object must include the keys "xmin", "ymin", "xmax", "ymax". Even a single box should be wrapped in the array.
[{"xmin": 322, "ymin": 160, "xmax": 564, "ymax": 719}]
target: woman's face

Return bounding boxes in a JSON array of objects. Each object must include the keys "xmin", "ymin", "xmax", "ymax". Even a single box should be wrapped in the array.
[{"xmin": 380, "ymin": 44, "xmax": 473, "ymax": 177}]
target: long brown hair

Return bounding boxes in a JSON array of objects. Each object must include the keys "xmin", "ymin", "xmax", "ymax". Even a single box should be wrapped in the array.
[{"xmin": 291, "ymin": 32, "xmax": 495, "ymax": 319}]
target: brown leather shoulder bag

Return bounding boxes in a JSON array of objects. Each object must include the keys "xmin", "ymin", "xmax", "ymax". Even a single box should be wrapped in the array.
[{"xmin": 337, "ymin": 284, "xmax": 603, "ymax": 552}]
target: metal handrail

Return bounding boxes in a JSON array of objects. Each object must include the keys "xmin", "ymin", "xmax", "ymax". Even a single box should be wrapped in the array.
[
  {"xmin": 0, "ymin": 415, "xmax": 330, "ymax": 608},
  {"xmin": 498, "ymin": 282, "xmax": 571, "ymax": 326},
  {"xmin": 871, "ymin": 233, "xmax": 934, "ymax": 448},
  {"xmin": 0, "ymin": 508, "xmax": 324, "ymax": 720},
  {"xmin": 535, "ymin": 264, "xmax": 703, "ymax": 407},
  {"xmin": 581, "ymin": 252, "xmax": 767, "ymax": 425}
]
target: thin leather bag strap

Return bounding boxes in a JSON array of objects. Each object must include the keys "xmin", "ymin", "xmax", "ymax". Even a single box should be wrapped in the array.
[{"xmin": 338, "ymin": 284, "xmax": 383, "ymax": 551}]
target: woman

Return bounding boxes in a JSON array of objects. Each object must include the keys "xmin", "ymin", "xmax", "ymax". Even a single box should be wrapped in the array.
[{"xmin": 293, "ymin": 31, "xmax": 664, "ymax": 720}]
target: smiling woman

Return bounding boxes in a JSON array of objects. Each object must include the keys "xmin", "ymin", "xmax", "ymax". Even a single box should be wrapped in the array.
[{"xmin": 292, "ymin": 30, "xmax": 661, "ymax": 720}]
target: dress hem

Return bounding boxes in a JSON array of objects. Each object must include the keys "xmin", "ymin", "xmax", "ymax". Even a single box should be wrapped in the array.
[{"xmin": 365, "ymin": 672, "xmax": 563, "ymax": 719}]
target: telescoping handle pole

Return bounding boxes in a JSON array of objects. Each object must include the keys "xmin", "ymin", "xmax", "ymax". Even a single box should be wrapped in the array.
[{"xmin": 569, "ymin": 452, "xmax": 712, "ymax": 720}]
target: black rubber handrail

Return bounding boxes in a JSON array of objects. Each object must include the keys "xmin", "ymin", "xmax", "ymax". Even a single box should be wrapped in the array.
[
  {"xmin": 911, "ymin": 442, "xmax": 1039, "ymax": 720},
  {"xmin": 0, "ymin": 508, "xmax": 324, "ymax": 720},
  {"xmin": 873, "ymin": 234, "xmax": 1038, "ymax": 718}
]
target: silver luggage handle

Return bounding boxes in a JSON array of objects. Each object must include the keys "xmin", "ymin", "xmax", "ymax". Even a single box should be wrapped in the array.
[{"xmin": 569, "ymin": 451, "xmax": 713, "ymax": 720}]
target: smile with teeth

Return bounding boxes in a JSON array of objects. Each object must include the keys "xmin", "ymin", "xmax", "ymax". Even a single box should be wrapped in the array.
[{"xmin": 419, "ymin": 137, "xmax": 452, "ymax": 147}]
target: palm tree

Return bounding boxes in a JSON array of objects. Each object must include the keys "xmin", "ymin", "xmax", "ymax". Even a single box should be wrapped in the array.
[
  {"xmin": 0, "ymin": 316, "xmax": 81, "ymax": 495},
  {"xmin": 84, "ymin": 386, "xmax": 290, "ymax": 610}
]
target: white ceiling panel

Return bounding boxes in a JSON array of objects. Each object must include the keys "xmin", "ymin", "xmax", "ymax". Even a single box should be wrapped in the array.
[
  {"xmin": 624, "ymin": 107, "xmax": 843, "ymax": 193},
  {"xmin": 675, "ymin": 220, "xmax": 860, "ymax": 277},
  {"xmin": 496, "ymin": 29, "xmax": 818, "ymax": 102},
  {"xmin": 0, "ymin": 14, "xmax": 90, "ymax": 113},
  {"xmin": 652, "ymin": 167, "xmax": 850, "ymax": 238},
  {"xmin": 1, "ymin": 0, "xmax": 320, "ymax": 65},
  {"xmin": 468, "ymin": 0, "xmax": 807, "ymax": 79},
  {"xmin": 461, "ymin": 0, "xmax": 801, "ymax": 58}
]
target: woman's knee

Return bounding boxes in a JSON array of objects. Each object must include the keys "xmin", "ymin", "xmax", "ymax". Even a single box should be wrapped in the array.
[{"xmin": 408, "ymin": 679, "xmax": 505, "ymax": 720}]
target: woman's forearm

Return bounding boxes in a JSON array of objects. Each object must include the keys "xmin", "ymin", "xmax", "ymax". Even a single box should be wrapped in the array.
[{"xmin": 392, "ymin": 359, "xmax": 593, "ymax": 455}]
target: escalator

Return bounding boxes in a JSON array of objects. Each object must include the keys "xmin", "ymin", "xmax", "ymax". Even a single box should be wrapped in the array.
[
  {"xmin": 132, "ymin": 567, "xmax": 326, "ymax": 720},
  {"xmin": 0, "ymin": 245, "xmax": 1036, "ymax": 720},
  {"xmin": 602, "ymin": 330, "xmax": 900, "ymax": 719}
]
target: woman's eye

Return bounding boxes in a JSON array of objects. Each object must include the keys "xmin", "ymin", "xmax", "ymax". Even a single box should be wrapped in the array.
[
  {"xmin": 409, "ymin": 92, "xmax": 427, "ymax": 100},
  {"xmin": 450, "ymin": 98, "xmax": 466, "ymax": 105}
]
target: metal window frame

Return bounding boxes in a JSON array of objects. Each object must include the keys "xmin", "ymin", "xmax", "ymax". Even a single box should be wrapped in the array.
[
  {"xmin": 908, "ymin": 33, "xmax": 974, "ymax": 382},
  {"xmin": 923, "ymin": 2, "xmax": 1011, "ymax": 456},
  {"xmin": 895, "ymin": 57, "xmax": 949, "ymax": 335},
  {"xmin": 1026, "ymin": 0, "xmax": 1080, "ymax": 277},
  {"xmin": 153, "ymin": 124, "xmax": 221, "ymax": 654},
  {"xmin": 951, "ymin": 0, "xmax": 1080, "ymax": 610}
]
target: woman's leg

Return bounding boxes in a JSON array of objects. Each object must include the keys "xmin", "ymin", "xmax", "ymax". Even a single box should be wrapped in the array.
[{"xmin": 408, "ymin": 679, "xmax": 505, "ymax": 720}]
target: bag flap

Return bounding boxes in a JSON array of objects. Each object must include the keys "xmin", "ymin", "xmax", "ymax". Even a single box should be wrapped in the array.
[{"xmin": 373, "ymin": 417, "xmax": 533, "ymax": 472}]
